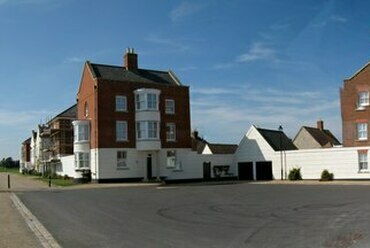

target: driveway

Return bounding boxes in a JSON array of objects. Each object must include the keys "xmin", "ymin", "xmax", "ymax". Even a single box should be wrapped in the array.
[{"xmin": 16, "ymin": 183, "xmax": 370, "ymax": 248}]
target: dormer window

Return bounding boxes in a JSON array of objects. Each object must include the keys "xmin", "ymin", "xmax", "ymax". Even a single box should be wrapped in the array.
[{"xmin": 357, "ymin": 91, "xmax": 369, "ymax": 109}]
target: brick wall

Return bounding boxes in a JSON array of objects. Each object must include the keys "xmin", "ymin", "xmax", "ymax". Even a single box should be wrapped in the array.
[{"xmin": 341, "ymin": 64, "xmax": 370, "ymax": 147}]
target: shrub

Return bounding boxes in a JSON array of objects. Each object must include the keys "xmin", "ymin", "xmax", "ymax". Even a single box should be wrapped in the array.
[
  {"xmin": 320, "ymin": 169, "xmax": 334, "ymax": 181},
  {"xmin": 288, "ymin": 167, "xmax": 302, "ymax": 180}
]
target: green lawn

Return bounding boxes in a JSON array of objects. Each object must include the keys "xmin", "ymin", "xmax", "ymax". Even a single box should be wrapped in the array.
[
  {"xmin": 38, "ymin": 177, "xmax": 77, "ymax": 187},
  {"xmin": 0, "ymin": 167, "xmax": 20, "ymax": 174}
]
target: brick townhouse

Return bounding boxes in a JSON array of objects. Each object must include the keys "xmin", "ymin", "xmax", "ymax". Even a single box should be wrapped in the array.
[
  {"xmin": 341, "ymin": 61, "xmax": 370, "ymax": 147},
  {"xmin": 73, "ymin": 48, "xmax": 192, "ymax": 182}
]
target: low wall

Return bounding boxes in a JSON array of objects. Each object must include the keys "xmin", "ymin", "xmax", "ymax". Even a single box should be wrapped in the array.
[{"xmin": 284, "ymin": 146, "xmax": 370, "ymax": 180}]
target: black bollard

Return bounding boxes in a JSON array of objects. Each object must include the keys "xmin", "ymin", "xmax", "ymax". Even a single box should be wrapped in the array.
[
  {"xmin": 49, "ymin": 175, "xmax": 51, "ymax": 188},
  {"xmin": 8, "ymin": 174, "xmax": 10, "ymax": 189}
]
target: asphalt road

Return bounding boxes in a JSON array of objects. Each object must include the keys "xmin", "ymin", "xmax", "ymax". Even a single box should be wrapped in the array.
[{"xmin": 16, "ymin": 183, "xmax": 370, "ymax": 248}]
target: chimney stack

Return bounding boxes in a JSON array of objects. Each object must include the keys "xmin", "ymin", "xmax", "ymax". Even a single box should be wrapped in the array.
[
  {"xmin": 124, "ymin": 48, "xmax": 138, "ymax": 71},
  {"xmin": 317, "ymin": 120, "xmax": 324, "ymax": 131}
]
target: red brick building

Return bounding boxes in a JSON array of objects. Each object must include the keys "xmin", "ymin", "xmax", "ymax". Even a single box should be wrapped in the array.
[
  {"xmin": 73, "ymin": 48, "xmax": 191, "ymax": 182},
  {"xmin": 341, "ymin": 62, "xmax": 370, "ymax": 147}
]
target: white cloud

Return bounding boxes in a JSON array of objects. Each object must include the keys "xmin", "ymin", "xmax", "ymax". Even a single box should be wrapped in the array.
[
  {"xmin": 330, "ymin": 15, "xmax": 347, "ymax": 23},
  {"xmin": 236, "ymin": 42, "xmax": 276, "ymax": 63},
  {"xmin": 146, "ymin": 34, "xmax": 189, "ymax": 51},
  {"xmin": 211, "ymin": 62, "xmax": 236, "ymax": 70},
  {"xmin": 0, "ymin": 109, "xmax": 51, "ymax": 126},
  {"xmin": 190, "ymin": 85, "xmax": 341, "ymax": 144},
  {"xmin": 311, "ymin": 15, "xmax": 347, "ymax": 28},
  {"xmin": 65, "ymin": 57, "xmax": 85, "ymax": 63},
  {"xmin": 170, "ymin": 2, "xmax": 205, "ymax": 22}
]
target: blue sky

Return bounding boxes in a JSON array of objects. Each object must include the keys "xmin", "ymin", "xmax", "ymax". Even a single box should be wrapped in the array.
[{"xmin": 0, "ymin": 0, "xmax": 369, "ymax": 159}]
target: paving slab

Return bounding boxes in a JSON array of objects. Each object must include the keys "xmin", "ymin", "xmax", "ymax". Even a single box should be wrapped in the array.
[{"xmin": 0, "ymin": 192, "xmax": 41, "ymax": 248}]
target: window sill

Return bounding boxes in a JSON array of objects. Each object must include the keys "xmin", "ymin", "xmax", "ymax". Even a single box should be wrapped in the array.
[
  {"xmin": 74, "ymin": 140, "xmax": 90, "ymax": 144},
  {"xmin": 357, "ymin": 138, "xmax": 368, "ymax": 142},
  {"xmin": 356, "ymin": 107, "xmax": 366, "ymax": 111},
  {"xmin": 358, "ymin": 170, "xmax": 369, "ymax": 173},
  {"xmin": 116, "ymin": 110, "xmax": 128, "ymax": 113},
  {"xmin": 135, "ymin": 109, "xmax": 159, "ymax": 112},
  {"xmin": 117, "ymin": 167, "xmax": 129, "ymax": 170},
  {"xmin": 173, "ymin": 169, "xmax": 183, "ymax": 172},
  {"xmin": 165, "ymin": 112, "xmax": 175, "ymax": 115}
]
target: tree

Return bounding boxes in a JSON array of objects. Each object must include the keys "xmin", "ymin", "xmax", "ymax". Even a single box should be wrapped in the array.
[{"xmin": 0, "ymin": 157, "xmax": 19, "ymax": 168}]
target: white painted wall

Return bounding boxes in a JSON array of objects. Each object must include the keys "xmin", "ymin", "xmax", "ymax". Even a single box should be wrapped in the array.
[
  {"xmin": 284, "ymin": 147, "xmax": 370, "ymax": 179},
  {"xmin": 96, "ymin": 148, "xmax": 145, "ymax": 180},
  {"xmin": 235, "ymin": 125, "xmax": 370, "ymax": 180},
  {"xmin": 161, "ymin": 149, "xmax": 235, "ymax": 180},
  {"xmin": 57, "ymin": 155, "xmax": 79, "ymax": 178}
]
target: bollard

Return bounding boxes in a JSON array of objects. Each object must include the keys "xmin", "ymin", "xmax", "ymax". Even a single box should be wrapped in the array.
[
  {"xmin": 8, "ymin": 174, "xmax": 10, "ymax": 189},
  {"xmin": 49, "ymin": 175, "xmax": 51, "ymax": 188}
]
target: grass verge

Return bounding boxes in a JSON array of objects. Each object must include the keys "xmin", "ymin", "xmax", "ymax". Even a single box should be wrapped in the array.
[
  {"xmin": 38, "ymin": 177, "xmax": 77, "ymax": 187},
  {"xmin": 0, "ymin": 167, "xmax": 20, "ymax": 174}
]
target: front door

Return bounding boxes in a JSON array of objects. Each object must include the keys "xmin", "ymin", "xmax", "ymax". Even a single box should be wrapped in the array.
[
  {"xmin": 147, "ymin": 155, "xmax": 152, "ymax": 180},
  {"xmin": 203, "ymin": 162, "xmax": 211, "ymax": 180}
]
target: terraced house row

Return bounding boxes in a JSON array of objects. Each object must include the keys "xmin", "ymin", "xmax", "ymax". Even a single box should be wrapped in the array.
[{"xmin": 19, "ymin": 49, "xmax": 370, "ymax": 182}]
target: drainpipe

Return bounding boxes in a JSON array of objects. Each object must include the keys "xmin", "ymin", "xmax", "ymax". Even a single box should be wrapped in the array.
[{"xmin": 156, "ymin": 151, "xmax": 160, "ymax": 181}]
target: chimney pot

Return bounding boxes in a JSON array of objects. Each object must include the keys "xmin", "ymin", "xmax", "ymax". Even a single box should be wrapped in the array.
[
  {"xmin": 317, "ymin": 120, "xmax": 324, "ymax": 130},
  {"xmin": 124, "ymin": 48, "xmax": 138, "ymax": 71}
]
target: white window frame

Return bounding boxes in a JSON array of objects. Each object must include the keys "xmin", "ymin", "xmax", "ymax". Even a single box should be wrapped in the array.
[
  {"xmin": 75, "ymin": 124, "xmax": 89, "ymax": 142},
  {"xmin": 166, "ymin": 123, "xmax": 176, "ymax": 141},
  {"xmin": 116, "ymin": 121, "xmax": 128, "ymax": 141},
  {"xmin": 357, "ymin": 123, "xmax": 368, "ymax": 141},
  {"xmin": 359, "ymin": 152, "xmax": 368, "ymax": 171},
  {"xmin": 117, "ymin": 151, "xmax": 128, "ymax": 169},
  {"xmin": 147, "ymin": 93, "xmax": 157, "ymax": 110},
  {"xmin": 134, "ymin": 89, "xmax": 160, "ymax": 111},
  {"xmin": 148, "ymin": 121, "xmax": 158, "ymax": 139},
  {"xmin": 358, "ymin": 91, "xmax": 369, "ymax": 109},
  {"xmin": 116, "ymin": 96, "xmax": 127, "ymax": 112},
  {"xmin": 166, "ymin": 150, "xmax": 176, "ymax": 168},
  {"xmin": 165, "ymin": 99, "xmax": 175, "ymax": 114},
  {"xmin": 136, "ymin": 121, "xmax": 159, "ymax": 140},
  {"xmin": 75, "ymin": 152, "xmax": 89, "ymax": 169}
]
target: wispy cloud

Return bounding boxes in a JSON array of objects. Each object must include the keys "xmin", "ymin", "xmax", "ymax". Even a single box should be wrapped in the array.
[
  {"xmin": 236, "ymin": 42, "xmax": 276, "ymax": 63},
  {"xmin": 311, "ymin": 15, "xmax": 347, "ymax": 28},
  {"xmin": 330, "ymin": 15, "xmax": 347, "ymax": 23},
  {"xmin": 146, "ymin": 34, "xmax": 189, "ymax": 51},
  {"xmin": 190, "ymin": 85, "xmax": 340, "ymax": 143},
  {"xmin": 0, "ymin": 109, "xmax": 51, "ymax": 126},
  {"xmin": 170, "ymin": 2, "xmax": 205, "ymax": 22},
  {"xmin": 65, "ymin": 57, "xmax": 85, "ymax": 63}
]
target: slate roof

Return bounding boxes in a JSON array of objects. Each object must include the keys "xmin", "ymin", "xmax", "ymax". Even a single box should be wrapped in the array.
[
  {"xmin": 88, "ymin": 62, "xmax": 181, "ymax": 86},
  {"xmin": 208, "ymin": 144, "xmax": 238, "ymax": 154},
  {"xmin": 192, "ymin": 137, "xmax": 237, "ymax": 154},
  {"xmin": 344, "ymin": 61, "xmax": 370, "ymax": 81},
  {"xmin": 48, "ymin": 104, "xmax": 77, "ymax": 124},
  {"xmin": 256, "ymin": 127, "xmax": 297, "ymax": 151},
  {"xmin": 22, "ymin": 137, "xmax": 31, "ymax": 144},
  {"xmin": 302, "ymin": 126, "xmax": 341, "ymax": 147}
]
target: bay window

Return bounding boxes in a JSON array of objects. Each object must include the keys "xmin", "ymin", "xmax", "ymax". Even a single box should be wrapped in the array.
[{"xmin": 136, "ymin": 121, "xmax": 159, "ymax": 140}]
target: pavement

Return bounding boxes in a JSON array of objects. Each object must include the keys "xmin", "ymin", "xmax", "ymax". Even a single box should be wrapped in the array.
[
  {"xmin": 3, "ymin": 172, "xmax": 370, "ymax": 248},
  {"xmin": 0, "ymin": 172, "xmax": 54, "ymax": 248}
]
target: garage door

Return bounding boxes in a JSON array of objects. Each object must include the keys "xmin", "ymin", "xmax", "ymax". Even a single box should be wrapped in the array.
[
  {"xmin": 238, "ymin": 162, "xmax": 253, "ymax": 180},
  {"xmin": 256, "ymin": 161, "xmax": 272, "ymax": 180}
]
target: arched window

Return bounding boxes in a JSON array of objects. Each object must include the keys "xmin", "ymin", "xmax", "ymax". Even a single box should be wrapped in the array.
[{"xmin": 84, "ymin": 102, "xmax": 89, "ymax": 117}]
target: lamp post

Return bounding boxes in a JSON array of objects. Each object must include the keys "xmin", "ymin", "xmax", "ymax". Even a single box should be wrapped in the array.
[{"xmin": 278, "ymin": 125, "xmax": 283, "ymax": 180}]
